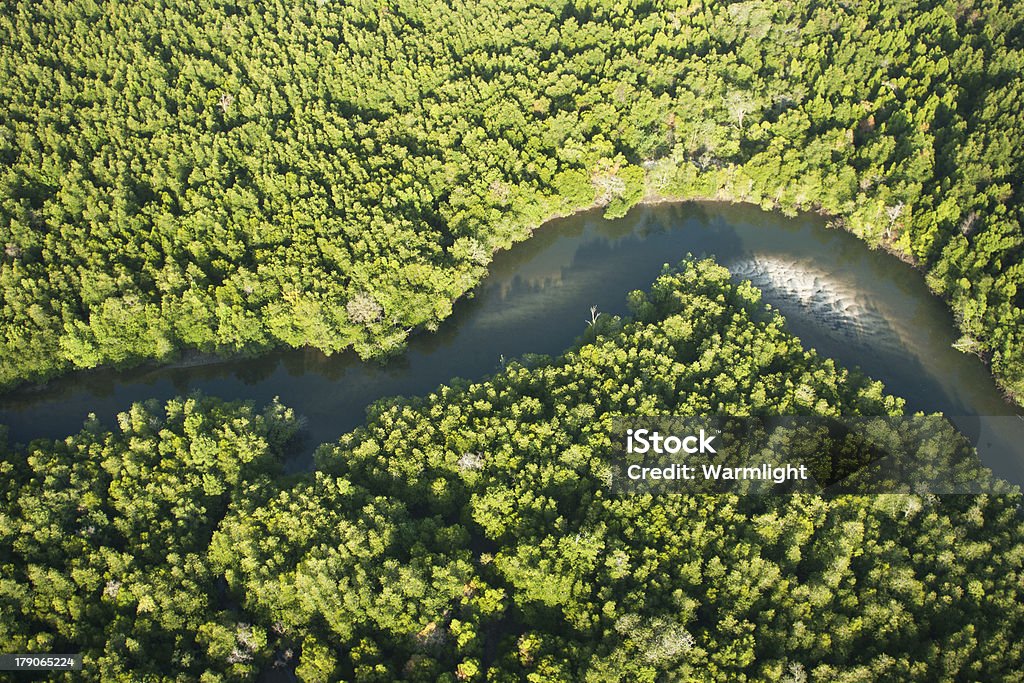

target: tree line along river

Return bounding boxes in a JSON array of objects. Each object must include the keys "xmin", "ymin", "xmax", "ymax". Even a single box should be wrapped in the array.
[{"xmin": 1, "ymin": 201, "xmax": 1022, "ymax": 484}]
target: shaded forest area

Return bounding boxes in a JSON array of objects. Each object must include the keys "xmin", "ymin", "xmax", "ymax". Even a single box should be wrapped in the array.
[
  {"xmin": 3, "ymin": 261, "xmax": 1022, "ymax": 681},
  {"xmin": 1, "ymin": 0, "xmax": 1022, "ymax": 402}
]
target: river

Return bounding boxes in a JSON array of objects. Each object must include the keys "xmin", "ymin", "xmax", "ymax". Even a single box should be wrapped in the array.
[{"xmin": 2, "ymin": 201, "xmax": 1022, "ymax": 483}]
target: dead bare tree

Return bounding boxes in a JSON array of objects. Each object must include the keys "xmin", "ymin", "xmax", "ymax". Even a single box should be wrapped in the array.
[
  {"xmin": 218, "ymin": 92, "xmax": 234, "ymax": 114},
  {"xmin": 884, "ymin": 201, "xmax": 904, "ymax": 239}
]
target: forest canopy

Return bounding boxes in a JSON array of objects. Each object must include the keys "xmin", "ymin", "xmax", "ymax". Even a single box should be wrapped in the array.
[
  {"xmin": 1, "ymin": 0, "xmax": 1022, "ymax": 403},
  {"xmin": 3, "ymin": 260, "xmax": 1022, "ymax": 681}
]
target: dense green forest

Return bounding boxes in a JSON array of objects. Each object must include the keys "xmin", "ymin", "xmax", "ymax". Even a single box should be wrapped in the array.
[
  {"xmin": 0, "ymin": 395, "xmax": 301, "ymax": 680},
  {"xmin": 4, "ymin": 261, "xmax": 1022, "ymax": 681},
  {"xmin": 1, "ymin": 0, "xmax": 1022, "ymax": 402}
]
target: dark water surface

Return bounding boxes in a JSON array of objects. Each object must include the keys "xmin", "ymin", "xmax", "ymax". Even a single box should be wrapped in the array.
[{"xmin": 2, "ymin": 202, "xmax": 1022, "ymax": 482}]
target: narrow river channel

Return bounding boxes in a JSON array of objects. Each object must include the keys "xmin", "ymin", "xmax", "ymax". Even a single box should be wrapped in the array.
[{"xmin": 2, "ymin": 202, "xmax": 1022, "ymax": 483}]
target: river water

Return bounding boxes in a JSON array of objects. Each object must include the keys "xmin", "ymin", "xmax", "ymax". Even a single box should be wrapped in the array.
[{"xmin": 2, "ymin": 202, "xmax": 1022, "ymax": 483}]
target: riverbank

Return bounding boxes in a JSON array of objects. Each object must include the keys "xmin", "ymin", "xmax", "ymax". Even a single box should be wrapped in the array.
[
  {"xmin": 633, "ymin": 186, "xmax": 1017, "ymax": 406},
  {"xmin": 4, "ymin": 201, "xmax": 1021, "ymax": 483},
  {"xmin": 3, "ymin": 192, "xmax": 1021, "ymax": 418}
]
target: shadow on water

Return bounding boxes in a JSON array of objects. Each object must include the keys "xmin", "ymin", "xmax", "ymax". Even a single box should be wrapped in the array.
[{"xmin": 1, "ymin": 202, "xmax": 1022, "ymax": 481}]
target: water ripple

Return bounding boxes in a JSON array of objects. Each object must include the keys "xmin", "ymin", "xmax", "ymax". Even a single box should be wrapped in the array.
[{"xmin": 727, "ymin": 256, "xmax": 895, "ymax": 351}]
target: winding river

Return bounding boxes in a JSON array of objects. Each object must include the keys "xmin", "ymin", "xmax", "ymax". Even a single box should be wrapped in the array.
[{"xmin": 2, "ymin": 202, "xmax": 1022, "ymax": 483}]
